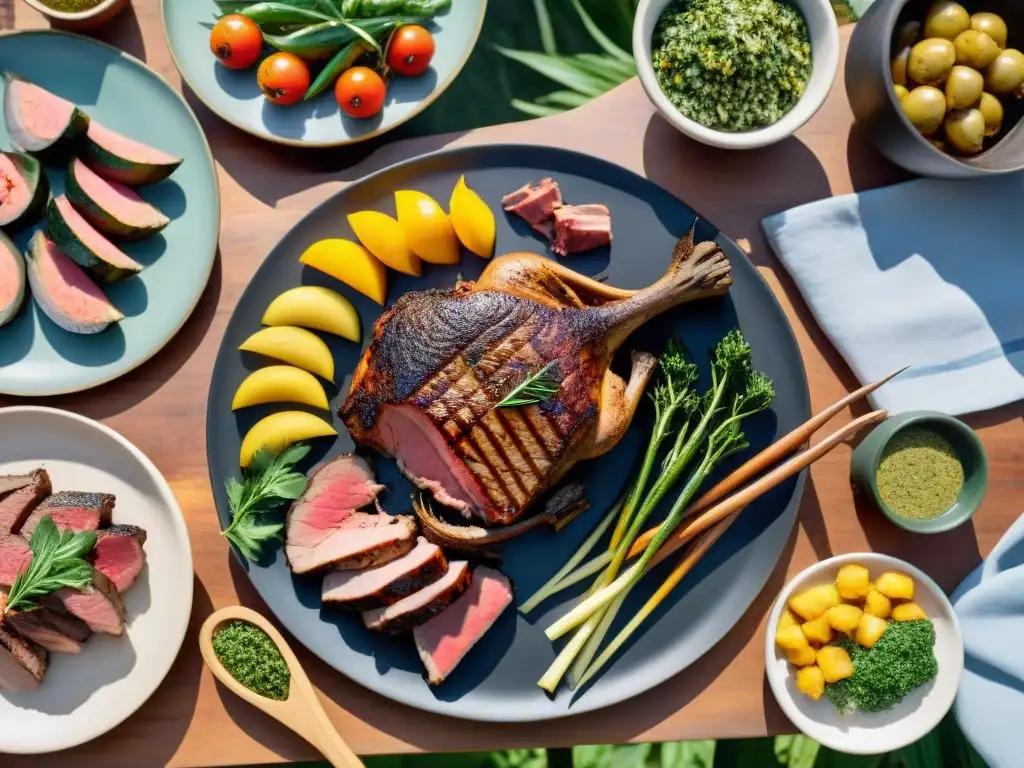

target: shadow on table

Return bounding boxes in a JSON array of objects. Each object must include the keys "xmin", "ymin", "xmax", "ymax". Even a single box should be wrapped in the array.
[
  {"xmin": 845, "ymin": 121, "xmax": 913, "ymax": 193},
  {"xmin": 88, "ymin": 3, "xmax": 147, "ymax": 63}
]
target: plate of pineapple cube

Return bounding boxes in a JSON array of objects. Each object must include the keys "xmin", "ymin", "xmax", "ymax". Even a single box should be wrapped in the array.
[{"xmin": 765, "ymin": 553, "xmax": 964, "ymax": 755}]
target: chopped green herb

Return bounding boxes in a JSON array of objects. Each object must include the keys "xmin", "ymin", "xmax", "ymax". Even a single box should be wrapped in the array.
[
  {"xmin": 652, "ymin": 0, "xmax": 813, "ymax": 132},
  {"xmin": 37, "ymin": 0, "xmax": 103, "ymax": 11},
  {"xmin": 826, "ymin": 619, "xmax": 938, "ymax": 713},
  {"xmin": 213, "ymin": 620, "xmax": 291, "ymax": 701},
  {"xmin": 876, "ymin": 428, "xmax": 964, "ymax": 520}
]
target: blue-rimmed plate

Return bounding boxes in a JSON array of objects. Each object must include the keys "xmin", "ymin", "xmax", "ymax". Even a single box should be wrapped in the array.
[
  {"xmin": 162, "ymin": 0, "xmax": 487, "ymax": 147},
  {"xmin": 205, "ymin": 144, "xmax": 811, "ymax": 721},
  {"xmin": 0, "ymin": 30, "xmax": 219, "ymax": 397}
]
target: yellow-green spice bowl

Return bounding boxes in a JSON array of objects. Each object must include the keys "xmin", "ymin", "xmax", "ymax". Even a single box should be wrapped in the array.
[
  {"xmin": 850, "ymin": 411, "xmax": 988, "ymax": 534},
  {"xmin": 20, "ymin": 0, "xmax": 128, "ymax": 31}
]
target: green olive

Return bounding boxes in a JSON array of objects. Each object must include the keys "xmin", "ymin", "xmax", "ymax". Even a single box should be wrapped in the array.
[
  {"xmin": 945, "ymin": 65, "xmax": 984, "ymax": 109},
  {"xmin": 924, "ymin": 1, "xmax": 970, "ymax": 40},
  {"xmin": 978, "ymin": 91, "xmax": 1004, "ymax": 136},
  {"xmin": 953, "ymin": 30, "xmax": 1000, "ymax": 69},
  {"xmin": 901, "ymin": 85, "xmax": 947, "ymax": 135},
  {"xmin": 944, "ymin": 108, "xmax": 986, "ymax": 154},
  {"xmin": 971, "ymin": 12, "xmax": 1008, "ymax": 50},
  {"xmin": 894, "ymin": 83, "xmax": 911, "ymax": 102},
  {"xmin": 984, "ymin": 49, "xmax": 1024, "ymax": 95},
  {"xmin": 892, "ymin": 45, "xmax": 912, "ymax": 85},
  {"xmin": 908, "ymin": 38, "xmax": 957, "ymax": 86}
]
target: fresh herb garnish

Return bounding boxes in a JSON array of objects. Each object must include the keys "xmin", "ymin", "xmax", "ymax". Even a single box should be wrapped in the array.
[
  {"xmin": 4, "ymin": 516, "xmax": 96, "ymax": 614},
  {"xmin": 497, "ymin": 361, "xmax": 561, "ymax": 408},
  {"xmin": 222, "ymin": 444, "xmax": 311, "ymax": 561}
]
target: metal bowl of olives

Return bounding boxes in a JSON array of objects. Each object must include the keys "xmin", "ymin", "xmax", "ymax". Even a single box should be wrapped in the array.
[{"xmin": 847, "ymin": 0, "xmax": 1024, "ymax": 178}]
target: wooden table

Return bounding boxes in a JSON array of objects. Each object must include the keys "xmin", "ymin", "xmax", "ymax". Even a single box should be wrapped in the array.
[{"xmin": 4, "ymin": 3, "xmax": 1023, "ymax": 766}]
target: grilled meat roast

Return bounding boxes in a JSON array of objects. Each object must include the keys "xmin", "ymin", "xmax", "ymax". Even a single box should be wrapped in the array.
[{"xmin": 341, "ymin": 230, "xmax": 732, "ymax": 528}]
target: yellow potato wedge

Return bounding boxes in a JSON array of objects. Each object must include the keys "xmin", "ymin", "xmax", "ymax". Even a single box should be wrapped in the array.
[
  {"xmin": 801, "ymin": 614, "xmax": 833, "ymax": 645},
  {"xmin": 239, "ymin": 411, "xmax": 337, "ymax": 468},
  {"xmin": 262, "ymin": 286, "xmax": 360, "ymax": 342},
  {"xmin": 789, "ymin": 584, "xmax": 840, "ymax": 621},
  {"xmin": 347, "ymin": 210, "xmax": 422, "ymax": 276},
  {"xmin": 796, "ymin": 665, "xmax": 825, "ymax": 700},
  {"xmin": 856, "ymin": 613, "xmax": 888, "ymax": 648},
  {"xmin": 876, "ymin": 571, "xmax": 915, "ymax": 601},
  {"xmin": 395, "ymin": 190, "xmax": 460, "ymax": 265},
  {"xmin": 816, "ymin": 646, "xmax": 854, "ymax": 683},
  {"xmin": 449, "ymin": 175, "xmax": 496, "ymax": 258},
  {"xmin": 232, "ymin": 365, "xmax": 330, "ymax": 411},
  {"xmin": 864, "ymin": 587, "xmax": 892, "ymax": 619},
  {"xmin": 891, "ymin": 602, "xmax": 928, "ymax": 622},
  {"xmin": 299, "ymin": 238, "xmax": 387, "ymax": 305},
  {"xmin": 776, "ymin": 625, "xmax": 810, "ymax": 653},
  {"xmin": 778, "ymin": 609, "xmax": 800, "ymax": 633},
  {"xmin": 836, "ymin": 564, "xmax": 871, "ymax": 600},
  {"xmin": 827, "ymin": 604, "xmax": 864, "ymax": 634},
  {"xmin": 786, "ymin": 645, "xmax": 818, "ymax": 667},
  {"xmin": 239, "ymin": 326, "xmax": 335, "ymax": 382}
]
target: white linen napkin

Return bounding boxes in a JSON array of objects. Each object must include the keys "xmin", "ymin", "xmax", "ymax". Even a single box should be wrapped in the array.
[{"xmin": 762, "ymin": 175, "xmax": 1024, "ymax": 416}]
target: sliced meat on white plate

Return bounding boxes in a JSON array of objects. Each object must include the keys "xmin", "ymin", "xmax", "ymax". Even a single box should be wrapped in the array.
[
  {"xmin": 0, "ymin": 620, "xmax": 46, "ymax": 691},
  {"xmin": 322, "ymin": 537, "xmax": 447, "ymax": 611},
  {"xmin": 20, "ymin": 490, "xmax": 115, "ymax": 537},
  {"xmin": 0, "ymin": 469, "xmax": 50, "ymax": 534},
  {"xmin": 362, "ymin": 561, "xmax": 471, "ymax": 635},
  {"xmin": 5, "ymin": 606, "xmax": 91, "ymax": 655},
  {"xmin": 0, "ymin": 533, "xmax": 31, "ymax": 588},
  {"xmin": 49, "ymin": 569, "xmax": 125, "ymax": 636},
  {"xmin": 90, "ymin": 524, "xmax": 147, "ymax": 593},
  {"xmin": 414, "ymin": 566, "xmax": 514, "ymax": 685}
]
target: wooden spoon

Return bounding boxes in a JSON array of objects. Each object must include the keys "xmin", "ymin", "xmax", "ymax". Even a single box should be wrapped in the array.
[{"xmin": 199, "ymin": 606, "xmax": 364, "ymax": 768}]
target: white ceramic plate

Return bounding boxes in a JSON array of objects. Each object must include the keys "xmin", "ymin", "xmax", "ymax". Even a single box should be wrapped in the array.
[
  {"xmin": 0, "ymin": 407, "xmax": 193, "ymax": 755},
  {"xmin": 765, "ymin": 553, "xmax": 964, "ymax": 755}
]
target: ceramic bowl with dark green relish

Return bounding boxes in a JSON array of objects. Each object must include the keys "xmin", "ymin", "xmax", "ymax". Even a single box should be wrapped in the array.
[
  {"xmin": 633, "ymin": 0, "xmax": 841, "ymax": 149},
  {"xmin": 20, "ymin": 0, "xmax": 128, "ymax": 30}
]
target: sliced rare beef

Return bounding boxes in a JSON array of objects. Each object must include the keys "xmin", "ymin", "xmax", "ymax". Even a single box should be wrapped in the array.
[
  {"xmin": 284, "ymin": 455, "xmax": 405, "ymax": 575},
  {"xmin": 50, "ymin": 569, "xmax": 125, "ymax": 636},
  {"xmin": 322, "ymin": 537, "xmax": 447, "ymax": 611},
  {"xmin": 20, "ymin": 490, "xmax": 115, "ymax": 537},
  {"xmin": 0, "ymin": 469, "xmax": 50, "ymax": 533},
  {"xmin": 0, "ymin": 532, "xmax": 31, "ymax": 587},
  {"xmin": 5, "ymin": 605, "xmax": 91, "ymax": 655},
  {"xmin": 90, "ymin": 524, "xmax": 147, "ymax": 593},
  {"xmin": 413, "ymin": 566, "xmax": 514, "ymax": 685},
  {"xmin": 362, "ymin": 561, "xmax": 471, "ymax": 635},
  {"xmin": 501, "ymin": 177, "xmax": 562, "ymax": 237},
  {"xmin": 0, "ymin": 620, "xmax": 46, "ymax": 690},
  {"xmin": 551, "ymin": 204, "xmax": 612, "ymax": 257}
]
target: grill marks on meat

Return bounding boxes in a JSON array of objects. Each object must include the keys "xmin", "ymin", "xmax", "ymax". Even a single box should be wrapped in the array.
[
  {"xmin": 414, "ymin": 567, "xmax": 514, "ymax": 685},
  {"xmin": 322, "ymin": 537, "xmax": 447, "ymax": 611},
  {"xmin": 552, "ymin": 204, "xmax": 612, "ymax": 257},
  {"xmin": 0, "ymin": 469, "xmax": 50, "ymax": 534},
  {"xmin": 21, "ymin": 491, "xmax": 115, "ymax": 537},
  {"xmin": 90, "ymin": 525, "xmax": 147, "ymax": 593},
  {"xmin": 362, "ymin": 561, "xmax": 471, "ymax": 635},
  {"xmin": 342, "ymin": 288, "xmax": 602, "ymax": 525}
]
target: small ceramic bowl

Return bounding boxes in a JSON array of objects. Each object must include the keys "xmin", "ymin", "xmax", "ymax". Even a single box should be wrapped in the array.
[
  {"xmin": 847, "ymin": 0, "xmax": 1024, "ymax": 178},
  {"xmin": 20, "ymin": 0, "xmax": 127, "ymax": 30},
  {"xmin": 765, "ymin": 553, "xmax": 964, "ymax": 755},
  {"xmin": 850, "ymin": 411, "xmax": 988, "ymax": 534},
  {"xmin": 632, "ymin": 0, "xmax": 840, "ymax": 149}
]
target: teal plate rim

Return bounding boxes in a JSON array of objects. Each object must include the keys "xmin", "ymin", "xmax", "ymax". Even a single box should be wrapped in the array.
[
  {"xmin": 160, "ymin": 0, "xmax": 488, "ymax": 149},
  {"xmin": 0, "ymin": 28, "xmax": 221, "ymax": 397}
]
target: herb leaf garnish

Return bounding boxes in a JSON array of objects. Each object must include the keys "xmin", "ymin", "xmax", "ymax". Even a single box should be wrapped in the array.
[
  {"xmin": 222, "ymin": 444, "xmax": 311, "ymax": 561},
  {"xmin": 497, "ymin": 361, "xmax": 561, "ymax": 408},
  {"xmin": 4, "ymin": 516, "xmax": 97, "ymax": 614}
]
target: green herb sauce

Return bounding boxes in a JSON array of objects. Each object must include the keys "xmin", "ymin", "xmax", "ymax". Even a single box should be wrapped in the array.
[
  {"xmin": 652, "ymin": 0, "xmax": 812, "ymax": 132},
  {"xmin": 38, "ymin": 0, "xmax": 103, "ymax": 12},
  {"xmin": 876, "ymin": 428, "xmax": 964, "ymax": 520},
  {"xmin": 826, "ymin": 620, "xmax": 939, "ymax": 714},
  {"xmin": 212, "ymin": 621, "xmax": 291, "ymax": 701}
]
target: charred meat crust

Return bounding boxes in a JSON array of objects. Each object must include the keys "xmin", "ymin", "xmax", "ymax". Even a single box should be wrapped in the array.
[
  {"xmin": 323, "ymin": 542, "xmax": 448, "ymax": 612},
  {"xmin": 363, "ymin": 564, "xmax": 473, "ymax": 635}
]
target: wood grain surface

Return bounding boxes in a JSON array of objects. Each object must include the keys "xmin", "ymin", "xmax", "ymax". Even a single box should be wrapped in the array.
[{"xmin": 3, "ymin": 4, "xmax": 1023, "ymax": 766}]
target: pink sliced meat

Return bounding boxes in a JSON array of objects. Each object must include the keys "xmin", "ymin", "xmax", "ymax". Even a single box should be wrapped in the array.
[
  {"xmin": 20, "ymin": 490, "xmax": 115, "ymax": 537},
  {"xmin": 0, "ymin": 472, "xmax": 37, "ymax": 497},
  {"xmin": 5, "ymin": 606, "xmax": 90, "ymax": 655},
  {"xmin": 322, "ymin": 537, "xmax": 447, "ymax": 611},
  {"xmin": 0, "ymin": 620, "xmax": 46, "ymax": 691},
  {"xmin": 0, "ymin": 468, "xmax": 50, "ymax": 533},
  {"xmin": 288, "ymin": 512, "xmax": 417, "ymax": 575},
  {"xmin": 413, "ymin": 566, "xmax": 514, "ymax": 685},
  {"xmin": 362, "ymin": 561, "xmax": 471, "ymax": 635},
  {"xmin": 551, "ymin": 204, "xmax": 612, "ymax": 257},
  {"xmin": 90, "ymin": 525, "xmax": 147, "ymax": 593},
  {"xmin": 0, "ymin": 533, "xmax": 31, "ymax": 587},
  {"xmin": 502, "ymin": 177, "xmax": 563, "ymax": 236},
  {"xmin": 51, "ymin": 569, "xmax": 125, "ymax": 636}
]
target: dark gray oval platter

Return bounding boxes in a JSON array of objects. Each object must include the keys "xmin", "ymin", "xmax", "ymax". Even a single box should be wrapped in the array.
[{"xmin": 206, "ymin": 144, "xmax": 811, "ymax": 722}]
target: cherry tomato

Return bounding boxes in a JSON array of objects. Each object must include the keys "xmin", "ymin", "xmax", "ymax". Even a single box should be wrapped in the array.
[
  {"xmin": 386, "ymin": 24, "xmax": 435, "ymax": 77},
  {"xmin": 210, "ymin": 14, "xmax": 263, "ymax": 71},
  {"xmin": 335, "ymin": 66, "xmax": 387, "ymax": 118},
  {"xmin": 257, "ymin": 52, "xmax": 311, "ymax": 106}
]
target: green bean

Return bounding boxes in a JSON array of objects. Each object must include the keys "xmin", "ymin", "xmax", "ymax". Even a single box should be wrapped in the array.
[
  {"xmin": 340, "ymin": 0, "xmax": 449, "ymax": 18},
  {"xmin": 235, "ymin": 2, "xmax": 335, "ymax": 24},
  {"xmin": 304, "ymin": 40, "xmax": 368, "ymax": 100},
  {"xmin": 263, "ymin": 15, "xmax": 415, "ymax": 59}
]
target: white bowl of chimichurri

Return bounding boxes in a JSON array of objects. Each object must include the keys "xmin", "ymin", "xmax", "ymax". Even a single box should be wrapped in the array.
[{"xmin": 634, "ymin": 0, "xmax": 840, "ymax": 149}]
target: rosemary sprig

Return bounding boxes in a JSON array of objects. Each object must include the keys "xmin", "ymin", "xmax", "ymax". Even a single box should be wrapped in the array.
[
  {"xmin": 4, "ymin": 516, "xmax": 96, "ymax": 615},
  {"xmin": 497, "ymin": 361, "xmax": 561, "ymax": 408},
  {"xmin": 222, "ymin": 444, "xmax": 311, "ymax": 561}
]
